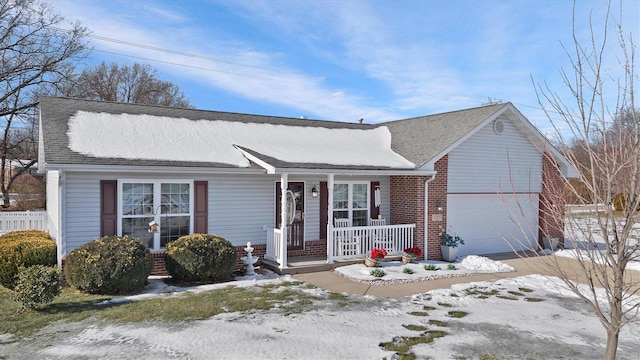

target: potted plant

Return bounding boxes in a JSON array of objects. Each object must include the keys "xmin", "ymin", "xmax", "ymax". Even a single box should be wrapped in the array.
[
  {"xmin": 402, "ymin": 247, "xmax": 422, "ymax": 264},
  {"xmin": 365, "ymin": 248, "xmax": 387, "ymax": 267},
  {"xmin": 440, "ymin": 229, "xmax": 464, "ymax": 262}
]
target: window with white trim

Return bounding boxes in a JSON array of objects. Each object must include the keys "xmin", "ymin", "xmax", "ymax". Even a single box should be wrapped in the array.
[
  {"xmin": 332, "ymin": 182, "xmax": 369, "ymax": 226},
  {"xmin": 119, "ymin": 180, "xmax": 193, "ymax": 250}
]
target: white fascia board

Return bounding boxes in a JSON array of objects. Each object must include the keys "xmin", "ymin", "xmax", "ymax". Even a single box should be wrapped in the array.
[
  {"xmin": 233, "ymin": 145, "xmax": 276, "ymax": 174},
  {"xmin": 272, "ymin": 167, "xmax": 436, "ymax": 176},
  {"xmin": 43, "ymin": 163, "xmax": 266, "ymax": 175}
]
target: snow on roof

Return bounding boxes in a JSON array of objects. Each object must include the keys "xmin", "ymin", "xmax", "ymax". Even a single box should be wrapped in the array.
[{"xmin": 67, "ymin": 111, "xmax": 414, "ymax": 169}]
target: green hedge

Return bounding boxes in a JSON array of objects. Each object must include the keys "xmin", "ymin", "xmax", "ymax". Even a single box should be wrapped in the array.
[
  {"xmin": 13, "ymin": 265, "xmax": 61, "ymax": 311},
  {"xmin": 64, "ymin": 236, "xmax": 153, "ymax": 295},
  {"xmin": 0, "ymin": 230, "xmax": 52, "ymax": 243},
  {"xmin": 165, "ymin": 233, "xmax": 237, "ymax": 282},
  {"xmin": 0, "ymin": 231, "xmax": 56, "ymax": 290}
]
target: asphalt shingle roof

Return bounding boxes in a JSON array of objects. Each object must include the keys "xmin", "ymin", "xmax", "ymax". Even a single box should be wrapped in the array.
[
  {"xmin": 39, "ymin": 96, "xmax": 511, "ymax": 171},
  {"xmin": 39, "ymin": 96, "xmax": 379, "ymax": 169},
  {"xmin": 381, "ymin": 104, "xmax": 506, "ymax": 168}
]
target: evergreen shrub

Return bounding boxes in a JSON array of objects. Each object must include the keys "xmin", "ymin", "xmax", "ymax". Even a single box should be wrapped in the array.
[
  {"xmin": 64, "ymin": 235, "xmax": 153, "ymax": 295},
  {"xmin": 13, "ymin": 265, "xmax": 61, "ymax": 311},
  {"xmin": 0, "ymin": 230, "xmax": 56, "ymax": 290},
  {"xmin": 165, "ymin": 233, "xmax": 237, "ymax": 282}
]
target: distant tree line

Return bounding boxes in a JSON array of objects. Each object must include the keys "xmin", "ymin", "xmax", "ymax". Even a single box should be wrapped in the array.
[{"xmin": 0, "ymin": 0, "xmax": 193, "ymax": 208}]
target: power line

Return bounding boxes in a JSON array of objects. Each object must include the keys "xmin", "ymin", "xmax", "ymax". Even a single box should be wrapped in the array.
[
  {"xmin": 53, "ymin": 26, "xmax": 285, "ymax": 73},
  {"xmin": 93, "ymin": 49, "xmax": 313, "ymax": 85}
]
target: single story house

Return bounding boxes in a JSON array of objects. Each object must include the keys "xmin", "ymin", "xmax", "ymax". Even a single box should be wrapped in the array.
[{"xmin": 38, "ymin": 96, "xmax": 576, "ymax": 272}]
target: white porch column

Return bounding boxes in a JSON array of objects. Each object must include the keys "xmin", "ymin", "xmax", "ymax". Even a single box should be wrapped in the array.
[
  {"xmin": 326, "ymin": 173, "xmax": 335, "ymax": 264},
  {"xmin": 279, "ymin": 173, "xmax": 288, "ymax": 269}
]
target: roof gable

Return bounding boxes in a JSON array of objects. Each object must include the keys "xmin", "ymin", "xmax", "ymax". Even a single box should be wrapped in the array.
[{"xmin": 382, "ymin": 104, "xmax": 506, "ymax": 169}]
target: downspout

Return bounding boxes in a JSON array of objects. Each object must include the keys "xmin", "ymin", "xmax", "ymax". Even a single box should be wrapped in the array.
[{"xmin": 423, "ymin": 174, "xmax": 436, "ymax": 260}]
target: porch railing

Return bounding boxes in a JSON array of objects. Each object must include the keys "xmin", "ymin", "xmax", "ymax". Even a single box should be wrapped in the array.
[
  {"xmin": 328, "ymin": 223, "xmax": 415, "ymax": 263},
  {"xmin": 0, "ymin": 211, "xmax": 47, "ymax": 235},
  {"xmin": 265, "ymin": 228, "xmax": 284, "ymax": 266}
]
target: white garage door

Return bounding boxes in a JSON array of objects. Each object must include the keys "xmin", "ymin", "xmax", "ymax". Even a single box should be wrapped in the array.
[{"xmin": 447, "ymin": 194, "xmax": 539, "ymax": 256}]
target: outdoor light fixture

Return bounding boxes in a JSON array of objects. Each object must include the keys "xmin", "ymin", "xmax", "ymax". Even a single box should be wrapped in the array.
[
  {"xmin": 311, "ymin": 186, "xmax": 319, "ymax": 198},
  {"xmin": 435, "ymin": 202, "xmax": 443, "ymax": 212}
]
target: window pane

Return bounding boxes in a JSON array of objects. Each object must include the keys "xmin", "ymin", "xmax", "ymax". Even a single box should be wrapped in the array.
[
  {"xmin": 353, "ymin": 184, "xmax": 368, "ymax": 209},
  {"xmin": 160, "ymin": 216, "xmax": 190, "ymax": 247},
  {"xmin": 122, "ymin": 217, "xmax": 154, "ymax": 248},
  {"xmin": 333, "ymin": 184, "xmax": 348, "ymax": 209},
  {"xmin": 122, "ymin": 183, "xmax": 153, "ymax": 215},
  {"xmin": 333, "ymin": 211, "xmax": 349, "ymax": 221},
  {"xmin": 353, "ymin": 210, "xmax": 368, "ymax": 226},
  {"xmin": 161, "ymin": 183, "xmax": 190, "ymax": 214}
]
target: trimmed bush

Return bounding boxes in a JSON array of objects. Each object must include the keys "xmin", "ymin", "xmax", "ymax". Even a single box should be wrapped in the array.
[
  {"xmin": 165, "ymin": 233, "xmax": 237, "ymax": 282},
  {"xmin": 13, "ymin": 265, "xmax": 61, "ymax": 311},
  {"xmin": 0, "ymin": 231, "xmax": 56, "ymax": 290},
  {"xmin": 0, "ymin": 230, "xmax": 52, "ymax": 243},
  {"xmin": 64, "ymin": 235, "xmax": 153, "ymax": 295}
]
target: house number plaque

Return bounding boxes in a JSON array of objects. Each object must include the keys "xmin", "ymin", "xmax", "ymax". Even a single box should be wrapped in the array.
[{"xmin": 431, "ymin": 214, "xmax": 443, "ymax": 222}]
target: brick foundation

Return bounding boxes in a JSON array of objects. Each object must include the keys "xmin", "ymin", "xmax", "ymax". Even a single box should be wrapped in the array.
[{"xmin": 150, "ymin": 252, "xmax": 167, "ymax": 276}]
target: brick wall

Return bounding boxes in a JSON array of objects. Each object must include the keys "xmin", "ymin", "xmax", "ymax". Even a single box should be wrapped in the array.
[
  {"xmin": 539, "ymin": 152, "xmax": 565, "ymax": 245},
  {"xmin": 390, "ymin": 174, "xmax": 427, "ymax": 259},
  {"xmin": 288, "ymin": 239, "xmax": 326, "ymax": 258},
  {"xmin": 426, "ymin": 156, "xmax": 448, "ymax": 260}
]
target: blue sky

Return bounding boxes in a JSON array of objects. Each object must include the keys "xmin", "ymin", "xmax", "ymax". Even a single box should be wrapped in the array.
[{"xmin": 54, "ymin": 0, "xmax": 639, "ymax": 135}]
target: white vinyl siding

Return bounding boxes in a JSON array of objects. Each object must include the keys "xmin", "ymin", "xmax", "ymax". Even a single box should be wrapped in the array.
[
  {"xmin": 448, "ymin": 118, "xmax": 543, "ymax": 194},
  {"xmin": 209, "ymin": 175, "xmax": 277, "ymax": 246},
  {"xmin": 65, "ymin": 173, "xmax": 102, "ymax": 253},
  {"xmin": 57, "ymin": 171, "xmax": 392, "ymax": 256}
]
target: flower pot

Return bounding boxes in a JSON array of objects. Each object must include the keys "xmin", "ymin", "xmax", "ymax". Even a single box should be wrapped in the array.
[
  {"xmin": 402, "ymin": 255, "xmax": 413, "ymax": 264},
  {"xmin": 364, "ymin": 257, "xmax": 380, "ymax": 267},
  {"xmin": 440, "ymin": 245, "xmax": 458, "ymax": 262}
]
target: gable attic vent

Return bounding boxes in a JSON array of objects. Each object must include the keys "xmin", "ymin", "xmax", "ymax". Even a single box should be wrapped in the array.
[{"xmin": 493, "ymin": 119, "xmax": 504, "ymax": 134}]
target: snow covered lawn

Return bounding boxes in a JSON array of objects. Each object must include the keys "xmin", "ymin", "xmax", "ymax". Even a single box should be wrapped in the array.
[{"xmin": 1, "ymin": 268, "xmax": 639, "ymax": 359}]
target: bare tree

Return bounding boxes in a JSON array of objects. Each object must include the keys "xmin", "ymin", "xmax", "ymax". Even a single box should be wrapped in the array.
[
  {"xmin": 59, "ymin": 61, "xmax": 193, "ymax": 108},
  {"xmin": 530, "ymin": 2, "xmax": 639, "ymax": 358},
  {"xmin": 0, "ymin": 0, "xmax": 88, "ymax": 207}
]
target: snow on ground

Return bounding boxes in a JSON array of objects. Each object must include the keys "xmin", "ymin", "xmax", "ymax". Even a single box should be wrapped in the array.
[
  {"xmin": 334, "ymin": 255, "xmax": 515, "ymax": 284},
  {"xmin": 2, "ymin": 273, "xmax": 639, "ymax": 359},
  {"xmin": 554, "ymin": 215, "xmax": 640, "ymax": 271}
]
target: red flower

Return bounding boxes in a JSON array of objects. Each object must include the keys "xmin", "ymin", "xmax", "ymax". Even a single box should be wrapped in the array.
[
  {"xmin": 403, "ymin": 247, "xmax": 422, "ymax": 258},
  {"xmin": 370, "ymin": 248, "xmax": 387, "ymax": 260}
]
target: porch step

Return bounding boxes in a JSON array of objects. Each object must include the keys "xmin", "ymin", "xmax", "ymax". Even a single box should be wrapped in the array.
[{"xmin": 261, "ymin": 255, "xmax": 402, "ymax": 275}]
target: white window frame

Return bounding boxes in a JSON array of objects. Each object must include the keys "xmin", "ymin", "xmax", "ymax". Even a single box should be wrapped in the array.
[
  {"xmin": 332, "ymin": 181, "xmax": 370, "ymax": 226},
  {"xmin": 117, "ymin": 179, "xmax": 195, "ymax": 250}
]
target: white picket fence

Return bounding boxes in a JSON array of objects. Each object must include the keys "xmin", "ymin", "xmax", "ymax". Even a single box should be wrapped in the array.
[{"xmin": 0, "ymin": 211, "xmax": 47, "ymax": 235}]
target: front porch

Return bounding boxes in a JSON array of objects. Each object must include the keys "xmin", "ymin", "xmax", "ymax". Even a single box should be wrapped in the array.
[{"xmin": 264, "ymin": 223, "xmax": 416, "ymax": 271}]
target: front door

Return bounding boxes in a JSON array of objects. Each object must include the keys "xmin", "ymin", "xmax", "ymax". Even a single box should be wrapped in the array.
[{"xmin": 276, "ymin": 182, "xmax": 304, "ymax": 250}]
